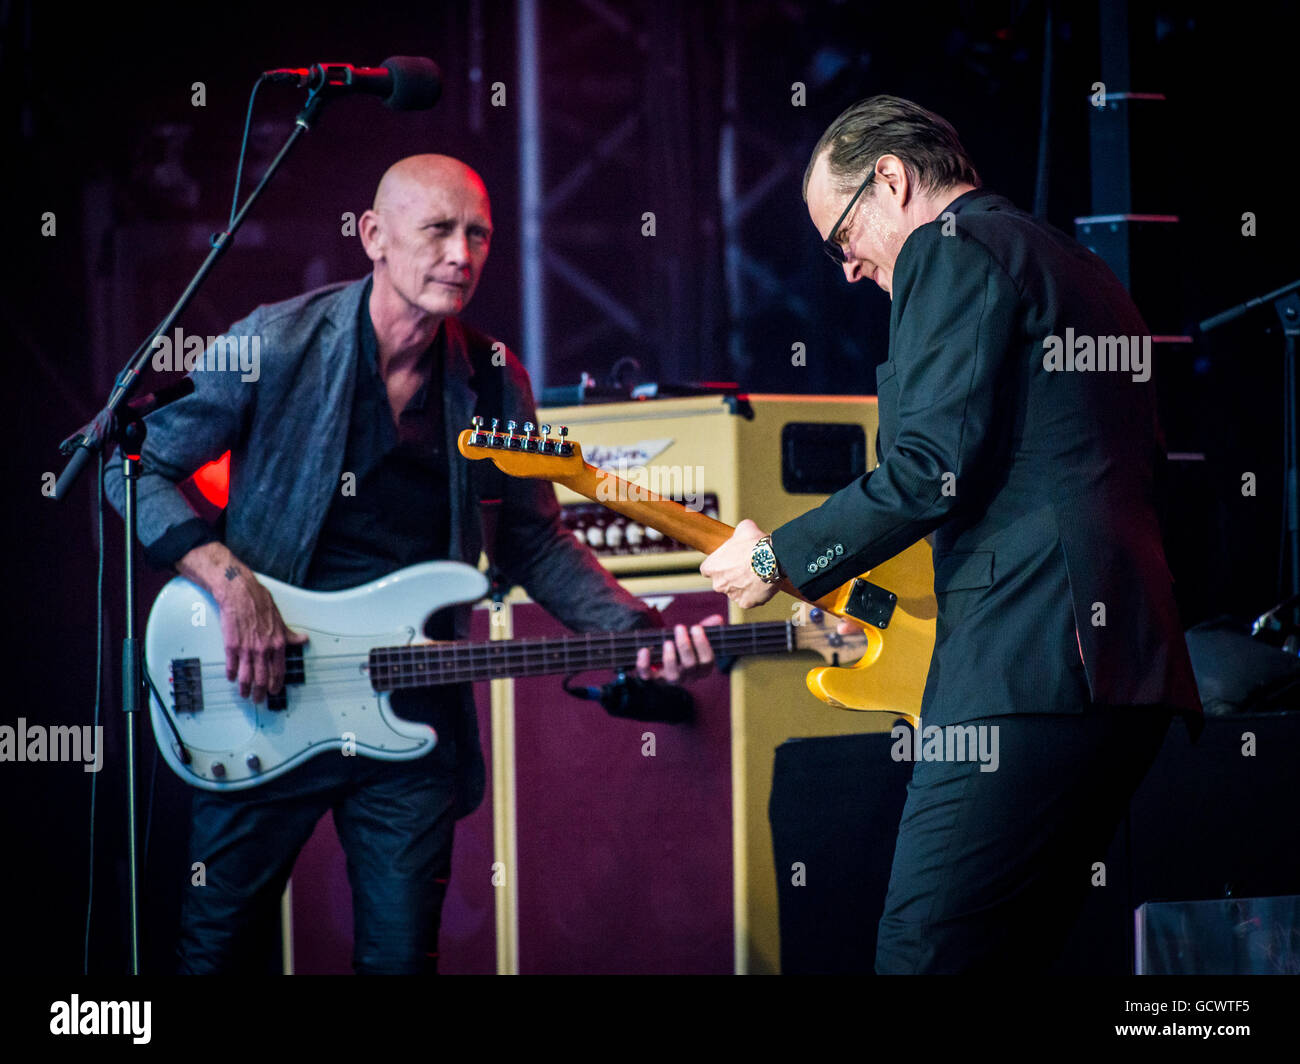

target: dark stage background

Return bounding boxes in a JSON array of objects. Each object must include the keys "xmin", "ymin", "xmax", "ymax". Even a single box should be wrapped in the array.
[{"xmin": 3, "ymin": 0, "xmax": 1298, "ymax": 975}]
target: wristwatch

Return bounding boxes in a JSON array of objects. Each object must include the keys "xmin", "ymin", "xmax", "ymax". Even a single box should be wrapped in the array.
[{"xmin": 750, "ymin": 535, "xmax": 783, "ymax": 584}]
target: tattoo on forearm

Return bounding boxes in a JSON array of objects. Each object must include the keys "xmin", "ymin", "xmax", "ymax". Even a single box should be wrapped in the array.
[{"xmin": 225, "ymin": 566, "xmax": 238, "ymax": 581}]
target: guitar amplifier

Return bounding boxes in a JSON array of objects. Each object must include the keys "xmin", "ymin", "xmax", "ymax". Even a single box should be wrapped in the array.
[
  {"xmin": 532, "ymin": 393, "xmax": 907, "ymax": 974},
  {"xmin": 536, "ymin": 394, "xmax": 880, "ymax": 575}
]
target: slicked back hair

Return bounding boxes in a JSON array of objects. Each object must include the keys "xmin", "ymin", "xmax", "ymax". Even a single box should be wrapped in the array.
[{"xmin": 804, "ymin": 95, "xmax": 980, "ymax": 201}]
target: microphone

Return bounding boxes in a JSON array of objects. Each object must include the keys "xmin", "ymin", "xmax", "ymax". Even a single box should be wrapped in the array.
[{"xmin": 261, "ymin": 57, "xmax": 442, "ymax": 111}]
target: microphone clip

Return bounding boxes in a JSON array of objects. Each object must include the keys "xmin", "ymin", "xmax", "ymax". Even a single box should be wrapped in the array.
[{"xmin": 562, "ymin": 671, "xmax": 695, "ymax": 724}]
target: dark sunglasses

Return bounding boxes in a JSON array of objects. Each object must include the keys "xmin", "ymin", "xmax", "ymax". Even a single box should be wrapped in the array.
[{"xmin": 822, "ymin": 170, "xmax": 875, "ymax": 265}]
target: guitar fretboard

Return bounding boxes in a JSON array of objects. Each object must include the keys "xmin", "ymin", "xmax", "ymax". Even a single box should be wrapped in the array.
[{"xmin": 367, "ymin": 621, "xmax": 793, "ymax": 691}]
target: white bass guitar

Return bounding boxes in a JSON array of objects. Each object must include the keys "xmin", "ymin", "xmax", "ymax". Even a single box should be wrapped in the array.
[{"xmin": 145, "ymin": 561, "xmax": 867, "ymax": 791}]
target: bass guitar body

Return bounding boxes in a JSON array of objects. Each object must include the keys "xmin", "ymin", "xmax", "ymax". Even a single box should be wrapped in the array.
[{"xmin": 145, "ymin": 561, "xmax": 488, "ymax": 791}]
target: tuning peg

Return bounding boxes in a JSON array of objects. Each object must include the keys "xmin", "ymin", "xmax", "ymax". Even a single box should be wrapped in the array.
[
  {"xmin": 470, "ymin": 415, "xmax": 486, "ymax": 444},
  {"xmin": 557, "ymin": 425, "xmax": 573, "ymax": 456}
]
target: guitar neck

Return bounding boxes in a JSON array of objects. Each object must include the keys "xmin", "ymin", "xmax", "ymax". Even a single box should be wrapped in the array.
[
  {"xmin": 370, "ymin": 621, "xmax": 792, "ymax": 691},
  {"xmin": 455, "ymin": 425, "xmax": 811, "ymax": 608},
  {"xmin": 561, "ymin": 462, "xmax": 734, "ymax": 555},
  {"xmin": 558, "ymin": 459, "xmax": 809, "ymax": 600}
]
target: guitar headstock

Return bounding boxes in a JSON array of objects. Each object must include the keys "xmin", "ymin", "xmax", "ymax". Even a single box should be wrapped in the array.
[
  {"xmin": 791, "ymin": 607, "xmax": 873, "ymax": 665},
  {"xmin": 456, "ymin": 417, "xmax": 587, "ymax": 483}
]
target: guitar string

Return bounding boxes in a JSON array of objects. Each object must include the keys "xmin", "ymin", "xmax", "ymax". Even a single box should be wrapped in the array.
[
  {"xmin": 177, "ymin": 621, "xmax": 795, "ymax": 666},
  {"xmin": 182, "ymin": 636, "xmax": 799, "ymax": 684},
  {"xmin": 180, "ymin": 631, "xmax": 797, "ymax": 691},
  {"xmin": 180, "ymin": 634, "xmax": 800, "ymax": 682},
  {"xmin": 179, "ymin": 624, "xmax": 802, "ymax": 677},
  {"xmin": 168, "ymin": 628, "xmax": 802, "ymax": 711}
]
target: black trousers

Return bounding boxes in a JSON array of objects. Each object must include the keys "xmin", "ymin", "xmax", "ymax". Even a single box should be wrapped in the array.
[
  {"xmin": 177, "ymin": 692, "xmax": 461, "ymax": 974},
  {"xmin": 875, "ymin": 705, "xmax": 1174, "ymax": 974}
]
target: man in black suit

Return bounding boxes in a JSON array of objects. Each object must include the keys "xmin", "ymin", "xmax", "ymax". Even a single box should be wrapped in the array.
[{"xmin": 702, "ymin": 96, "xmax": 1201, "ymax": 973}]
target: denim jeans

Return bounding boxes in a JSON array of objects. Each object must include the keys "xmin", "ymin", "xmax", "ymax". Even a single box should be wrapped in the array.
[{"xmin": 177, "ymin": 690, "xmax": 461, "ymax": 974}]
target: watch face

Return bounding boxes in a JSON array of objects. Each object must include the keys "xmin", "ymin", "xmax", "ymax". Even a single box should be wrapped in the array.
[{"xmin": 752, "ymin": 541, "xmax": 777, "ymax": 581}]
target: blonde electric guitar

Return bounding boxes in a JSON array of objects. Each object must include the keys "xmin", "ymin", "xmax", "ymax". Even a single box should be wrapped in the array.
[{"xmin": 457, "ymin": 419, "xmax": 936, "ymax": 719}]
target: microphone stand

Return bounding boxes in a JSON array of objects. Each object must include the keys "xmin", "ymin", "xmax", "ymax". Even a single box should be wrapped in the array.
[
  {"xmin": 1201, "ymin": 278, "xmax": 1300, "ymax": 617},
  {"xmin": 53, "ymin": 83, "xmax": 338, "ymax": 975}
]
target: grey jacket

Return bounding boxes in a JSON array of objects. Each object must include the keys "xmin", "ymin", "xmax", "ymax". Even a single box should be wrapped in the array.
[{"xmin": 105, "ymin": 276, "xmax": 658, "ymax": 813}]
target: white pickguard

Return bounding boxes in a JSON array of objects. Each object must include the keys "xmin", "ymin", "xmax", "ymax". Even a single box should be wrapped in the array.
[{"xmin": 144, "ymin": 561, "xmax": 489, "ymax": 791}]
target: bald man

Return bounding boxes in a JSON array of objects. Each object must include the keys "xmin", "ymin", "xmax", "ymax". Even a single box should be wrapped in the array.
[{"xmin": 105, "ymin": 155, "xmax": 717, "ymax": 973}]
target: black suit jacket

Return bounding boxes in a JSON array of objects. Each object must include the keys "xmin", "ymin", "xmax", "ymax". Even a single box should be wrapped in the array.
[{"xmin": 770, "ymin": 190, "xmax": 1202, "ymax": 727}]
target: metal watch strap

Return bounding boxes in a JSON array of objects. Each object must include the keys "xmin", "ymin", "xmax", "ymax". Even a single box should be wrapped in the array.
[{"xmin": 751, "ymin": 535, "xmax": 782, "ymax": 584}]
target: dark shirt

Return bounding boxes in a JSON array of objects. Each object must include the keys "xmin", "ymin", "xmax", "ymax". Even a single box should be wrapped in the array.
[
  {"xmin": 304, "ymin": 280, "xmax": 451, "ymax": 588},
  {"xmin": 302, "ymin": 281, "xmax": 459, "ymax": 727}
]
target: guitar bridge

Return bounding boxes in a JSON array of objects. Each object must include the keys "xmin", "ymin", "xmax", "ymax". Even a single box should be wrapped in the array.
[{"xmin": 842, "ymin": 578, "xmax": 897, "ymax": 630}]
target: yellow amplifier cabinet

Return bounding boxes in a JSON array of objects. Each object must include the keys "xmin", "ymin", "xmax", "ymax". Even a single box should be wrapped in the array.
[
  {"xmin": 537, "ymin": 394, "xmax": 900, "ymax": 974},
  {"xmin": 538, "ymin": 394, "xmax": 881, "ymax": 573}
]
